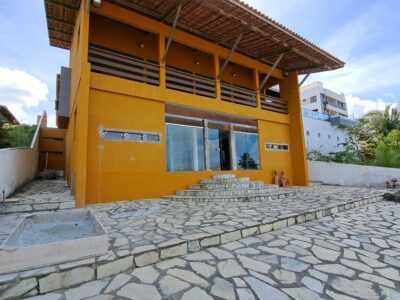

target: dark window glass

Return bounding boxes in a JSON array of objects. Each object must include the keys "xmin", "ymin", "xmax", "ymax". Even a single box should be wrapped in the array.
[{"xmin": 235, "ymin": 132, "xmax": 260, "ymax": 170}]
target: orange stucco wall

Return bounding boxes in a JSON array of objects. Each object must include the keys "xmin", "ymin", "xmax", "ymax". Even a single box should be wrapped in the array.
[
  {"xmin": 39, "ymin": 128, "xmax": 66, "ymax": 171},
  {"xmin": 65, "ymin": 0, "xmax": 309, "ymax": 206}
]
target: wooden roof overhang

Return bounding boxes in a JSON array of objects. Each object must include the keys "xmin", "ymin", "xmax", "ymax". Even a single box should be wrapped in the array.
[{"xmin": 44, "ymin": 0, "xmax": 345, "ymax": 74}]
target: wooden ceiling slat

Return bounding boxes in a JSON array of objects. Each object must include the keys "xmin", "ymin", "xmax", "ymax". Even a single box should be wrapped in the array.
[{"xmin": 44, "ymin": 0, "xmax": 344, "ymax": 73}]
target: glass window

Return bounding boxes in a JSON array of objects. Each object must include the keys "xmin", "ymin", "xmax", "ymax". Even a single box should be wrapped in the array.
[
  {"xmin": 144, "ymin": 133, "xmax": 160, "ymax": 142},
  {"xmin": 166, "ymin": 124, "xmax": 205, "ymax": 171},
  {"xmin": 234, "ymin": 132, "xmax": 260, "ymax": 170},
  {"xmin": 102, "ymin": 130, "xmax": 124, "ymax": 140},
  {"xmin": 125, "ymin": 132, "xmax": 142, "ymax": 141}
]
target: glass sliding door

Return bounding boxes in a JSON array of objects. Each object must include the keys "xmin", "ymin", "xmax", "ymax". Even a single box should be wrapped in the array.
[
  {"xmin": 208, "ymin": 127, "xmax": 231, "ymax": 171},
  {"xmin": 234, "ymin": 132, "xmax": 260, "ymax": 170},
  {"xmin": 208, "ymin": 128, "xmax": 221, "ymax": 171},
  {"xmin": 166, "ymin": 124, "xmax": 205, "ymax": 171}
]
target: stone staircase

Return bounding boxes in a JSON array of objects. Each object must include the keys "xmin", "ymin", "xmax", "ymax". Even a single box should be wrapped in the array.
[{"xmin": 163, "ymin": 174, "xmax": 297, "ymax": 202}]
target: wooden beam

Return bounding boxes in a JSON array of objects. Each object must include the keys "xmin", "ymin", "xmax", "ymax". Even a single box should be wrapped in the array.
[
  {"xmin": 47, "ymin": 16, "xmax": 75, "ymax": 25},
  {"xmin": 298, "ymin": 73, "xmax": 310, "ymax": 87},
  {"xmin": 162, "ymin": 4, "xmax": 182, "ymax": 64},
  {"xmin": 46, "ymin": 0, "xmax": 80, "ymax": 10},
  {"xmin": 256, "ymin": 47, "xmax": 292, "ymax": 60},
  {"xmin": 258, "ymin": 53, "xmax": 284, "ymax": 92},
  {"xmin": 216, "ymin": 26, "xmax": 251, "ymax": 44},
  {"xmin": 161, "ymin": 0, "xmax": 190, "ymax": 22},
  {"xmin": 195, "ymin": 0, "xmax": 323, "ymax": 66},
  {"xmin": 217, "ymin": 32, "xmax": 243, "ymax": 80}
]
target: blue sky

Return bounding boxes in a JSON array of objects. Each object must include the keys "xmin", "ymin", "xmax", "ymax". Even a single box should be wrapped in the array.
[{"xmin": 0, "ymin": 1, "xmax": 399, "ymax": 125}]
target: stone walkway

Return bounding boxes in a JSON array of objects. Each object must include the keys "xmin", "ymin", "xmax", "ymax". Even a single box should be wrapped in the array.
[
  {"xmin": 28, "ymin": 200, "xmax": 400, "ymax": 300},
  {"xmin": 0, "ymin": 180, "xmax": 74, "ymax": 214}
]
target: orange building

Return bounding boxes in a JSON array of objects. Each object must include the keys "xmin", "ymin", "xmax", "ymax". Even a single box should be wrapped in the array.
[{"xmin": 45, "ymin": 0, "xmax": 344, "ymax": 207}]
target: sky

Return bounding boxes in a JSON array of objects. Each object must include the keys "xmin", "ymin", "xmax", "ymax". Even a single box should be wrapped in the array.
[{"xmin": 0, "ymin": 1, "xmax": 399, "ymax": 126}]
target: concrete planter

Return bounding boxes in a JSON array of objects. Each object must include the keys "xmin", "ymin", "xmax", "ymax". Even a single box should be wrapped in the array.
[{"xmin": 0, "ymin": 209, "xmax": 108, "ymax": 274}]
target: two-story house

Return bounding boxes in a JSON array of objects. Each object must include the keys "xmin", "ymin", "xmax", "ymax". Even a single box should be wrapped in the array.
[{"xmin": 45, "ymin": 0, "xmax": 344, "ymax": 206}]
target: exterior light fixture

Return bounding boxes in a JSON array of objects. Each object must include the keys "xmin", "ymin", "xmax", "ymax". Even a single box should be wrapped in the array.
[
  {"xmin": 139, "ymin": 43, "xmax": 145, "ymax": 48},
  {"xmin": 93, "ymin": 0, "xmax": 102, "ymax": 8},
  {"xmin": 194, "ymin": 60, "xmax": 200, "ymax": 66},
  {"xmin": 232, "ymin": 72, "xmax": 237, "ymax": 77}
]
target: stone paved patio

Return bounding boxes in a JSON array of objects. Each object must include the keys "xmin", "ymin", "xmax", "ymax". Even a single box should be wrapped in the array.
[
  {"xmin": 26, "ymin": 200, "xmax": 400, "ymax": 300},
  {"xmin": 91, "ymin": 185, "xmax": 385, "ymax": 256},
  {"xmin": 0, "ymin": 178, "xmax": 392, "ymax": 299}
]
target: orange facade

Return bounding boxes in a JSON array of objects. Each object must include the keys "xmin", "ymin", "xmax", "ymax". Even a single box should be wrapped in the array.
[{"xmin": 64, "ymin": 0, "xmax": 309, "ymax": 207}]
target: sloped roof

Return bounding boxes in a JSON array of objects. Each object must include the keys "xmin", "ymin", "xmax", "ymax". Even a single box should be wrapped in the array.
[
  {"xmin": 0, "ymin": 105, "xmax": 19, "ymax": 125},
  {"xmin": 44, "ymin": 0, "xmax": 345, "ymax": 74}
]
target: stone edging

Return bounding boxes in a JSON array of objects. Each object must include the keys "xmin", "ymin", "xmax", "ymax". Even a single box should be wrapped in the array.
[{"xmin": 0, "ymin": 194, "xmax": 384, "ymax": 298}]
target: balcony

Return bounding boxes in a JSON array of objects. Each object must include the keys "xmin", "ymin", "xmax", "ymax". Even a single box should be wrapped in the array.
[
  {"xmin": 330, "ymin": 115, "xmax": 357, "ymax": 127},
  {"xmin": 221, "ymin": 82, "xmax": 257, "ymax": 107},
  {"xmin": 88, "ymin": 44, "xmax": 290, "ymax": 115},
  {"xmin": 261, "ymin": 94, "xmax": 288, "ymax": 114},
  {"xmin": 88, "ymin": 44, "xmax": 160, "ymax": 86},
  {"xmin": 166, "ymin": 66, "xmax": 216, "ymax": 98}
]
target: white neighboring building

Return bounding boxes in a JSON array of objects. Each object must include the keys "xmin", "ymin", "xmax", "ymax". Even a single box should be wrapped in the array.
[
  {"xmin": 300, "ymin": 82, "xmax": 356, "ymax": 154},
  {"xmin": 301, "ymin": 81, "xmax": 348, "ymax": 117},
  {"xmin": 302, "ymin": 109, "xmax": 350, "ymax": 154}
]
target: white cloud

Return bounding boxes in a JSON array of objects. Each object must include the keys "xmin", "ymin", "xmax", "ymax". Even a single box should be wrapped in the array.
[
  {"xmin": 0, "ymin": 66, "xmax": 48, "ymax": 124},
  {"xmin": 345, "ymin": 95, "xmax": 394, "ymax": 118},
  {"xmin": 241, "ymin": 0, "xmax": 305, "ymax": 20},
  {"xmin": 309, "ymin": 50, "xmax": 400, "ymax": 97}
]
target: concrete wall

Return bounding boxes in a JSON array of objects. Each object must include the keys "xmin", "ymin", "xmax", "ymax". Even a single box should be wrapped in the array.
[
  {"xmin": 308, "ymin": 160, "xmax": 400, "ymax": 187},
  {"xmin": 0, "ymin": 112, "xmax": 46, "ymax": 198},
  {"xmin": 303, "ymin": 117, "xmax": 348, "ymax": 154}
]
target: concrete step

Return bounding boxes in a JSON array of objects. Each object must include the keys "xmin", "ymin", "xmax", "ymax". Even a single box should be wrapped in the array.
[
  {"xmin": 176, "ymin": 186, "xmax": 280, "ymax": 197},
  {"xmin": 212, "ymin": 174, "xmax": 237, "ymax": 179},
  {"xmin": 0, "ymin": 201, "xmax": 75, "ymax": 214},
  {"xmin": 200, "ymin": 177, "xmax": 250, "ymax": 184},
  {"xmin": 163, "ymin": 190, "xmax": 297, "ymax": 202},
  {"xmin": 188, "ymin": 181, "xmax": 268, "ymax": 190}
]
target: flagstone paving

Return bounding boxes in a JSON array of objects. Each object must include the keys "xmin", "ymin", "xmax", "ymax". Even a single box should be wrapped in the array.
[
  {"xmin": 28, "ymin": 200, "xmax": 400, "ymax": 299},
  {"xmin": 90, "ymin": 185, "xmax": 385, "ymax": 255}
]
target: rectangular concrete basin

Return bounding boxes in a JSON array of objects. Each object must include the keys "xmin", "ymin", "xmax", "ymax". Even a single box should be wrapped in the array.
[{"xmin": 0, "ymin": 209, "xmax": 108, "ymax": 274}]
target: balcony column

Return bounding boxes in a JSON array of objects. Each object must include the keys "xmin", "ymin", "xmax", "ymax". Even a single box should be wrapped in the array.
[
  {"xmin": 213, "ymin": 53, "xmax": 221, "ymax": 100},
  {"xmin": 254, "ymin": 69, "xmax": 261, "ymax": 109},
  {"xmin": 279, "ymin": 71, "xmax": 309, "ymax": 186},
  {"xmin": 159, "ymin": 34, "xmax": 166, "ymax": 89}
]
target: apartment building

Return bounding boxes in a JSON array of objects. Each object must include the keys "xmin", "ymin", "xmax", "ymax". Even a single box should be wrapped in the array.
[{"xmin": 301, "ymin": 81, "xmax": 348, "ymax": 117}]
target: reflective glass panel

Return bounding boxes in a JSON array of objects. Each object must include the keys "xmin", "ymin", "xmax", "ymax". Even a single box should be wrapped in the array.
[
  {"xmin": 234, "ymin": 132, "xmax": 260, "ymax": 170},
  {"xmin": 166, "ymin": 124, "xmax": 205, "ymax": 171}
]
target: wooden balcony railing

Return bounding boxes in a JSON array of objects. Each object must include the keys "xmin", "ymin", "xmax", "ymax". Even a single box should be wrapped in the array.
[
  {"xmin": 221, "ymin": 82, "xmax": 257, "ymax": 107},
  {"xmin": 88, "ymin": 44, "xmax": 160, "ymax": 86},
  {"xmin": 166, "ymin": 66, "xmax": 216, "ymax": 98},
  {"xmin": 88, "ymin": 45, "xmax": 290, "ymax": 114},
  {"xmin": 261, "ymin": 94, "xmax": 288, "ymax": 114}
]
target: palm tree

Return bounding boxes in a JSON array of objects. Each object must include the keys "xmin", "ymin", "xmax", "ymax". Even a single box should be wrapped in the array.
[{"xmin": 361, "ymin": 104, "xmax": 400, "ymax": 136}]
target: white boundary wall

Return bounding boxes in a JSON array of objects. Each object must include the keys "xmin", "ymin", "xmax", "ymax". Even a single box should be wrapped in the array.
[
  {"xmin": 308, "ymin": 160, "xmax": 400, "ymax": 187},
  {"xmin": 0, "ymin": 112, "xmax": 46, "ymax": 199}
]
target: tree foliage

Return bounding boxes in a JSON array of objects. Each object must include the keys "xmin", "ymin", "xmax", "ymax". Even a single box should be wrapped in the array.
[
  {"xmin": 0, "ymin": 119, "xmax": 36, "ymax": 149},
  {"xmin": 308, "ymin": 104, "xmax": 400, "ymax": 168}
]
